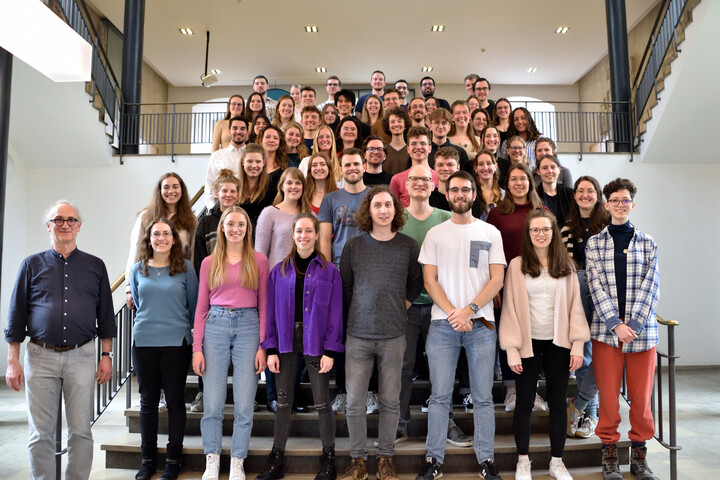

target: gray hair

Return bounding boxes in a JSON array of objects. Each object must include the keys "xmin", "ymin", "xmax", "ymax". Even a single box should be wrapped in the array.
[{"xmin": 44, "ymin": 199, "xmax": 82, "ymax": 225}]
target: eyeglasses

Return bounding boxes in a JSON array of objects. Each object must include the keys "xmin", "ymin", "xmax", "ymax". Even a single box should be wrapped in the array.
[
  {"xmin": 448, "ymin": 187, "xmax": 473, "ymax": 194},
  {"xmin": 608, "ymin": 199, "xmax": 633, "ymax": 206},
  {"xmin": 366, "ymin": 147, "xmax": 384, "ymax": 153},
  {"xmin": 49, "ymin": 217, "xmax": 79, "ymax": 227},
  {"xmin": 475, "ymin": 87, "xmax": 490, "ymax": 92},
  {"xmin": 529, "ymin": 227, "xmax": 552, "ymax": 236},
  {"xmin": 151, "ymin": 231, "xmax": 173, "ymax": 238},
  {"xmin": 508, "ymin": 146, "xmax": 525, "ymax": 151},
  {"xmin": 408, "ymin": 176, "xmax": 433, "ymax": 184}
]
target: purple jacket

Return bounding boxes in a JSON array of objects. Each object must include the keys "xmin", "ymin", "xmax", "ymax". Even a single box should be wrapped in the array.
[{"xmin": 262, "ymin": 256, "xmax": 344, "ymax": 356}]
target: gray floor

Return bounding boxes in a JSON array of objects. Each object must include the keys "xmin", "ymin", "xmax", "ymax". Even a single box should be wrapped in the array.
[{"xmin": 0, "ymin": 369, "xmax": 716, "ymax": 479}]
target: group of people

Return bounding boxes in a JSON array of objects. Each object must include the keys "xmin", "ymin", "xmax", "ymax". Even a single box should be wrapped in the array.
[{"xmin": 3, "ymin": 71, "xmax": 659, "ymax": 480}]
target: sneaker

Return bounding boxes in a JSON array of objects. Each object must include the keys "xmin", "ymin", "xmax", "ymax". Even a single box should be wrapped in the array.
[
  {"xmin": 601, "ymin": 445, "xmax": 623, "ymax": 480},
  {"xmin": 576, "ymin": 415, "xmax": 597, "ymax": 439},
  {"xmin": 376, "ymin": 456, "xmax": 399, "ymax": 480},
  {"xmin": 190, "ymin": 392, "xmax": 204, "ymax": 412},
  {"xmin": 494, "ymin": 366, "xmax": 503, "ymax": 381},
  {"xmin": 514, "ymin": 458, "xmax": 531, "ymax": 480},
  {"xmin": 373, "ymin": 430, "xmax": 408, "ymax": 447},
  {"xmin": 479, "ymin": 459, "xmax": 502, "ymax": 480},
  {"xmin": 447, "ymin": 420, "xmax": 473, "ymax": 447},
  {"xmin": 532, "ymin": 393, "xmax": 548, "ymax": 412},
  {"xmin": 421, "ymin": 397, "xmax": 430, "ymax": 413},
  {"xmin": 331, "ymin": 393, "xmax": 346, "ymax": 415},
  {"xmin": 416, "ymin": 457, "xmax": 443, "ymax": 480},
  {"xmin": 549, "ymin": 458, "xmax": 573, "ymax": 480},
  {"xmin": 202, "ymin": 453, "xmax": 220, "ymax": 480},
  {"xmin": 229, "ymin": 456, "xmax": 245, "ymax": 480},
  {"xmin": 340, "ymin": 458, "xmax": 367, "ymax": 480},
  {"xmin": 504, "ymin": 389, "xmax": 517, "ymax": 412},
  {"xmin": 158, "ymin": 390, "xmax": 167, "ymax": 412},
  {"xmin": 567, "ymin": 401, "xmax": 583, "ymax": 437},
  {"xmin": 366, "ymin": 392, "xmax": 379, "ymax": 415},
  {"xmin": 463, "ymin": 393, "xmax": 474, "ymax": 412},
  {"xmin": 630, "ymin": 446, "xmax": 654, "ymax": 480}
]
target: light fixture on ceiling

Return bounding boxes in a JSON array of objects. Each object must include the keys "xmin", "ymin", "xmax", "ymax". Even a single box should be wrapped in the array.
[
  {"xmin": 210, "ymin": 69, "xmax": 221, "ymax": 75},
  {"xmin": 555, "ymin": 26, "xmax": 569, "ymax": 34},
  {"xmin": 422, "ymin": 66, "xmax": 433, "ymax": 72},
  {"xmin": 316, "ymin": 67, "xmax": 326, "ymax": 73},
  {"xmin": 431, "ymin": 25, "xmax": 445, "ymax": 32},
  {"xmin": 305, "ymin": 25, "xmax": 318, "ymax": 33},
  {"xmin": 201, "ymin": 31, "xmax": 218, "ymax": 87},
  {"xmin": 179, "ymin": 28, "xmax": 194, "ymax": 35},
  {"xmin": 526, "ymin": 67, "xmax": 538, "ymax": 73}
]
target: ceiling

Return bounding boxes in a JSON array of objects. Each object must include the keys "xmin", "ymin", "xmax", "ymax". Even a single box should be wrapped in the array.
[{"xmin": 89, "ymin": 0, "xmax": 659, "ymax": 88}]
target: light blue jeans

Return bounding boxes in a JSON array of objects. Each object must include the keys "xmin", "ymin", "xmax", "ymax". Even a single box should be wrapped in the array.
[
  {"xmin": 25, "ymin": 339, "xmax": 96, "ymax": 480},
  {"xmin": 425, "ymin": 319, "xmax": 496, "ymax": 464},
  {"xmin": 200, "ymin": 306, "xmax": 260, "ymax": 458},
  {"xmin": 573, "ymin": 270, "xmax": 599, "ymax": 418}
]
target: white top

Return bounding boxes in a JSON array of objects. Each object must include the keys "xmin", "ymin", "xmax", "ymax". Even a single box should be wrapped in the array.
[
  {"xmin": 419, "ymin": 219, "xmax": 506, "ymax": 321},
  {"xmin": 204, "ymin": 144, "xmax": 245, "ymax": 209},
  {"xmin": 525, "ymin": 268, "xmax": 558, "ymax": 340}
]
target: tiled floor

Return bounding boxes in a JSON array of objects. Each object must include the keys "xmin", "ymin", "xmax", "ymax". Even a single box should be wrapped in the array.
[{"xmin": 0, "ymin": 369, "xmax": 716, "ymax": 479}]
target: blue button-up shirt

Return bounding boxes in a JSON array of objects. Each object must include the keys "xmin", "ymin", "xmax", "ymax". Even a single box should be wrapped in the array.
[{"xmin": 4, "ymin": 249, "xmax": 116, "ymax": 346}]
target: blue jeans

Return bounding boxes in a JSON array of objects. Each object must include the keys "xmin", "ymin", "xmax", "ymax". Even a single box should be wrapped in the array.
[
  {"xmin": 25, "ymin": 339, "xmax": 96, "ymax": 480},
  {"xmin": 200, "ymin": 306, "xmax": 260, "ymax": 458},
  {"xmin": 426, "ymin": 319, "xmax": 496, "ymax": 464},
  {"xmin": 573, "ymin": 270, "xmax": 599, "ymax": 418}
]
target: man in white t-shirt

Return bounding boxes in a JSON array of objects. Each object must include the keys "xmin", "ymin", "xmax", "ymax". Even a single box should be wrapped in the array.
[
  {"xmin": 204, "ymin": 116, "xmax": 247, "ymax": 210},
  {"xmin": 416, "ymin": 171, "xmax": 506, "ymax": 480}
]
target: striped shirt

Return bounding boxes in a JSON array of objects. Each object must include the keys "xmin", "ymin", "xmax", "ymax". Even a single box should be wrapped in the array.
[{"xmin": 585, "ymin": 225, "xmax": 659, "ymax": 353}]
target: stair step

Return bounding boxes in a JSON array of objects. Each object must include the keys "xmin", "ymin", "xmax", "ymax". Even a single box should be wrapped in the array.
[{"xmin": 102, "ymin": 433, "xmax": 630, "ymax": 473}]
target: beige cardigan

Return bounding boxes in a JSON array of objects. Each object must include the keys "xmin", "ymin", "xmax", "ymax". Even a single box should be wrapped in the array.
[{"xmin": 499, "ymin": 257, "xmax": 590, "ymax": 367}]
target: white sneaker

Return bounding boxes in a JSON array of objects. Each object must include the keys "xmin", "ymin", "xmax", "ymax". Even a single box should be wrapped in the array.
[
  {"xmin": 331, "ymin": 393, "xmax": 346, "ymax": 414},
  {"xmin": 462, "ymin": 393, "xmax": 474, "ymax": 412},
  {"xmin": 504, "ymin": 389, "xmax": 517, "ymax": 412},
  {"xmin": 366, "ymin": 392, "xmax": 379, "ymax": 414},
  {"xmin": 532, "ymin": 393, "xmax": 548, "ymax": 412},
  {"xmin": 549, "ymin": 458, "xmax": 573, "ymax": 480},
  {"xmin": 515, "ymin": 458, "xmax": 532, "ymax": 480},
  {"xmin": 202, "ymin": 453, "xmax": 220, "ymax": 480},
  {"xmin": 576, "ymin": 415, "xmax": 597, "ymax": 439},
  {"xmin": 158, "ymin": 390, "xmax": 167, "ymax": 412},
  {"xmin": 421, "ymin": 397, "xmax": 430, "ymax": 413},
  {"xmin": 566, "ymin": 401, "xmax": 583, "ymax": 437},
  {"xmin": 229, "ymin": 456, "xmax": 246, "ymax": 480},
  {"xmin": 190, "ymin": 391, "xmax": 204, "ymax": 412}
]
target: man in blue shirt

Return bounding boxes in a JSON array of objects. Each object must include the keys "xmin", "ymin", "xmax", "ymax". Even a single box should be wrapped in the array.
[{"xmin": 4, "ymin": 200, "xmax": 115, "ymax": 480}]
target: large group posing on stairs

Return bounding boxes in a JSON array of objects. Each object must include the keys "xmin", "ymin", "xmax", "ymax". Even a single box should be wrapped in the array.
[{"xmin": 4, "ymin": 71, "xmax": 659, "ymax": 480}]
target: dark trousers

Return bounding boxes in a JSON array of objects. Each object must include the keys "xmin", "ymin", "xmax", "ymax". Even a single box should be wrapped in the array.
[
  {"xmin": 274, "ymin": 353, "xmax": 335, "ymax": 450},
  {"xmin": 514, "ymin": 339, "xmax": 570, "ymax": 457},
  {"xmin": 133, "ymin": 341, "xmax": 192, "ymax": 459}
]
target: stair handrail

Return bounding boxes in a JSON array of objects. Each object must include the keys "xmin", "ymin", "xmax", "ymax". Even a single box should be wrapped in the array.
[{"xmin": 632, "ymin": 0, "xmax": 690, "ymax": 134}]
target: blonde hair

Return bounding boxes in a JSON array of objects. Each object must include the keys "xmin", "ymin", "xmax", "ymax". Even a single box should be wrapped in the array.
[
  {"xmin": 272, "ymin": 167, "xmax": 312, "ymax": 213},
  {"xmin": 208, "ymin": 207, "xmax": 259, "ymax": 290},
  {"xmin": 312, "ymin": 126, "xmax": 341, "ymax": 182}
]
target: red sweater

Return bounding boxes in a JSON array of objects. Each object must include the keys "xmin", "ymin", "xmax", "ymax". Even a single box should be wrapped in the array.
[{"xmin": 486, "ymin": 202, "xmax": 547, "ymax": 264}]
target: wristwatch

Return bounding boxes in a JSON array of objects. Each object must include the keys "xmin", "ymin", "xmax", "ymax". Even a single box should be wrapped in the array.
[
  {"xmin": 468, "ymin": 303, "xmax": 480, "ymax": 314},
  {"xmin": 102, "ymin": 351, "xmax": 114, "ymax": 359}
]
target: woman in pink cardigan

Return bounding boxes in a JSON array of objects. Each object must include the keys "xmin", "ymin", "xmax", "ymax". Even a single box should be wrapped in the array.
[{"xmin": 499, "ymin": 209, "xmax": 590, "ymax": 480}]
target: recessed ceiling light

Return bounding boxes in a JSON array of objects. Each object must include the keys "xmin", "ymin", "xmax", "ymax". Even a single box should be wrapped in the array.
[
  {"xmin": 305, "ymin": 25, "xmax": 318, "ymax": 33},
  {"xmin": 179, "ymin": 28, "xmax": 193, "ymax": 35},
  {"xmin": 315, "ymin": 67, "xmax": 326, "ymax": 73},
  {"xmin": 526, "ymin": 67, "xmax": 538, "ymax": 73},
  {"xmin": 431, "ymin": 25, "xmax": 445, "ymax": 32},
  {"xmin": 555, "ymin": 26, "xmax": 569, "ymax": 34},
  {"xmin": 422, "ymin": 66, "xmax": 433, "ymax": 72},
  {"xmin": 210, "ymin": 69, "xmax": 221, "ymax": 75}
]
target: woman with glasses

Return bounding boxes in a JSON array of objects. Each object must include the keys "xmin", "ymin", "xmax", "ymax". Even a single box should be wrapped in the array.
[
  {"xmin": 130, "ymin": 219, "xmax": 198, "ymax": 480},
  {"xmin": 500, "ymin": 208, "xmax": 589, "ymax": 480},
  {"xmin": 212, "ymin": 95, "xmax": 244, "ymax": 152},
  {"xmin": 192, "ymin": 206, "xmax": 269, "ymax": 480},
  {"xmin": 499, "ymin": 107, "xmax": 541, "ymax": 165},
  {"xmin": 498, "ymin": 135, "xmax": 528, "ymax": 189},
  {"xmin": 535, "ymin": 155, "xmax": 575, "ymax": 227}
]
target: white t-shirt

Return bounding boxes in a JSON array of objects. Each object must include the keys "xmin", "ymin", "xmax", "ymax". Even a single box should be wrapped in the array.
[
  {"xmin": 419, "ymin": 219, "xmax": 506, "ymax": 321},
  {"xmin": 525, "ymin": 268, "xmax": 557, "ymax": 340}
]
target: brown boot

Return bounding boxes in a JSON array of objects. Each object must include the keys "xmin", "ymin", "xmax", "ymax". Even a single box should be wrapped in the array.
[
  {"xmin": 630, "ymin": 446, "xmax": 655, "ymax": 480},
  {"xmin": 340, "ymin": 458, "xmax": 367, "ymax": 480},
  {"xmin": 601, "ymin": 445, "xmax": 624, "ymax": 479},
  {"xmin": 376, "ymin": 456, "xmax": 399, "ymax": 480}
]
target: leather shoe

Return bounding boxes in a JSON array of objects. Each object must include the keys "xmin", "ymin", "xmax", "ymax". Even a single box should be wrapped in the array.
[{"xmin": 267, "ymin": 400, "xmax": 277, "ymax": 414}]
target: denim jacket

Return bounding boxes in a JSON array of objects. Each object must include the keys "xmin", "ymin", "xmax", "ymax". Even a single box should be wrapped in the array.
[{"xmin": 262, "ymin": 256, "xmax": 344, "ymax": 356}]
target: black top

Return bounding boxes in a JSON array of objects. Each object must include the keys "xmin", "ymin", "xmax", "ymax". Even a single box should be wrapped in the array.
[
  {"xmin": 429, "ymin": 139, "xmax": 470, "ymax": 172},
  {"xmin": 194, "ymin": 205, "xmax": 222, "ymax": 277},
  {"xmin": 537, "ymin": 184, "xmax": 574, "ymax": 228},
  {"xmin": 363, "ymin": 171, "xmax": 393, "ymax": 186},
  {"xmin": 608, "ymin": 221, "xmax": 634, "ymax": 319}
]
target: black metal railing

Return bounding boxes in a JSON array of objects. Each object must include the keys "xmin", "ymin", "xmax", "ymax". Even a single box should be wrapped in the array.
[{"xmin": 632, "ymin": 0, "xmax": 690, "ymax": 134}]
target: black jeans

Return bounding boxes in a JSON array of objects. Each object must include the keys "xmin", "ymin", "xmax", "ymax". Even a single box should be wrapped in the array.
[
  {"xmin": 399, "ymin": 303, "xmax": 431, "ymax": 428},
  {"xmin": 514, "ymin": 339, "xmax": 570, "ymax": 457},
  {"xmin": 133, "ymin": 341, "xmax": 192, "ymax": 459},
  {"xmin": 273, "ymin": 352, "xmax": 335, "ymax": 450}
]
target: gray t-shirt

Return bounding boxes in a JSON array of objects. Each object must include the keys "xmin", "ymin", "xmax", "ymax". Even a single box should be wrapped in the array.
[{"xmin": 318, "ymin": 187, "xmax": 371, "ymax": 265}]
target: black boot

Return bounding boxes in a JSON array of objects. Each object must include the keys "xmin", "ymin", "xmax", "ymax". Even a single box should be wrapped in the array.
[
  {"xmin": 314, "ymin": 446, "xmax": 337, "ymax": 480},
  {"xmin": 135, "ymin": 456, "xmax": 157, "ymax": 480},
  {"xmin": 159, "ymin": 458, "xmax": 181, "ymax": 480},
  {"xmin": 256, "ymin": 447, "xmax": 285, "ymax": 480}
]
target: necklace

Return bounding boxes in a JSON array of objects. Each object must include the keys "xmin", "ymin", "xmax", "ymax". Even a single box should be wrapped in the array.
[{"xmin": 153, "ymin": 265, "xmax": 168, "ymax": 276}]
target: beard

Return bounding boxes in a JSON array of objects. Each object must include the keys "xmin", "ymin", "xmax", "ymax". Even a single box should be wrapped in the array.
[{"xmin": 450, "ymin": 198, "xmax": 473, "ymax": 214}]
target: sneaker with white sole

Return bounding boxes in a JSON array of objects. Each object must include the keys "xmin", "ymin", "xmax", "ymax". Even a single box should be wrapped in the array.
[
  {"xmin": 515, "ymin": 458, "xmax": 531, "ymax": 480},
  {"xmin": 478, "ymin": 459, "xmax": 502, "ymax": 480},
  {"xmin": 462, "ymin": 393, "xmax": 474, "ymax": 412},
  {"xmin": 421, "ymin": 397, "xmax": 430, "ymax": 413},
  {"xmin": 202, "ymin": 453, "xmax": 220, "ymax": 480},
  {"xmin": 229, "ymin": 456, "xmax": 245, "ymax": 480},
  {"xmin": 504, "ymin": 389, "xmax": 517, "ymax": 412},
  {"xmin": 576, "ymin": 415, "xmax": 597, "ymax": 439},
  {"xmin": 446, "ymin": 420, "xmax": 472, "ymax": 447},
  {"xmin": 416, "ymin": 457, "xmax": 443, "ymax": 480},
  {"xmin": 331, "ymin": 393, "xmax": 346, "ymax": 415},
  {"xmin": 366, "ymin": 392, "xmax": 379, "ymax": 414},
  {"xmin": 549, "ymin": 458, "xmax": 573, "ymax": 480},
  {"xmin": 373, "ymin": 430, "xmax": 408, "ymax": 447},
  {"xmin": 190, "ymin": 392, "xmax": 204, "ymax": 412},
  {"xmin": 532, "ymin": 393, "xmax": 548, "ymax": 412},
  {"xmin": 158, "ymin": 390, "xmax": 167, "ymax": 412},
  {"xmin": 567, "ymin": 401, "xmax": 583, "ymax": 437}
]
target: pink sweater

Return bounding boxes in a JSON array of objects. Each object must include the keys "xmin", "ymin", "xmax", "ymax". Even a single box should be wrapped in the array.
[
  {"xmin": 193, "ymin": 252, "xmax": 269, "ymax": 352},
  {"xmin": 499, "ymin": 257, "xmax": 590, "ymax": 366}
]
